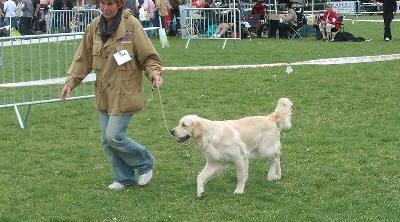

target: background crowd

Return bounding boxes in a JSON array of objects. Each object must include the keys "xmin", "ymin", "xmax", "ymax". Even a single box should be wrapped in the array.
[
  {"xmin": 0, "ymin": 0, "xmax": 181, "ymax": 36},
  {"xmin": 0, "ymin": 0, "xmax": 397, "ymax": 41}
]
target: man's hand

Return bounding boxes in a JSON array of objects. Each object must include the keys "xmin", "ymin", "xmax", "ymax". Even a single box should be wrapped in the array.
[
  {"xmin": 60, "ymin": 85, "xmax": 72, "ymax": 103},
  {"xmin": 152, "ymin": 75, "xmax": 163, "ymax": 89}
]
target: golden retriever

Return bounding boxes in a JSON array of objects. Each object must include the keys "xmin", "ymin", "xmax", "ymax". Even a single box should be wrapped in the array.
[{"xmin": 170, "ymin": 98, "xmax": 293, "ymax": 197}]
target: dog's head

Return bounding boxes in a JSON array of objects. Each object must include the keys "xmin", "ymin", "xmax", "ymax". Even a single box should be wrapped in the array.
[{"xmin": 170, "ymin": 115, "xmax": 204, "ymax": 143}]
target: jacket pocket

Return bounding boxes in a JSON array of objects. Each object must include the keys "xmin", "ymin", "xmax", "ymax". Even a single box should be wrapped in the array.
[
  {"xmin": 92, "ymin": 43, "xmax": 103, "ymax": 70},
  {"xmin": 95, "ymin": 80, "xmax": 108, "ymax": 111},
  {"xmin": 119, "ymin": 76, "xmax": 144, "ymax": 113}
]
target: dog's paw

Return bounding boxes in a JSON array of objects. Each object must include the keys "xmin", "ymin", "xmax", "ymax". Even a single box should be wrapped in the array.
[
  {"xmin": 211, "ymin": 152, "xmax": 222, "ymax": 160},
  {"xmin": 267, "ymin": 174, "xmax": 281, "ymax": 181},
  {"xmin": 197, "ymin": 192, "xmax": 204, "ymax": 198},
  {"xmin": 234, "ymin": 189, "xmax": 244, "ymax": 195}
]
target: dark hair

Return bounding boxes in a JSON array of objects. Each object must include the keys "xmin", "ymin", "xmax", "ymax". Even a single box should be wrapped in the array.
[{"xmin": 278, "ymin": 0, "xmax": 291, "ymax": 4}]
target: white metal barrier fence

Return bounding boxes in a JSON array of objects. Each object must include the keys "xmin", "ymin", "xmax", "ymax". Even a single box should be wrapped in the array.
[
  {"xmin": 49, "ymin": 9, "xmax": 101, "ymax": 33},
  {"xmin": 0, "ymin": 33, "xmax": 95, "ymax": 128},
  {"xmin": 180, "ymin": 7, "xmax": 241, "ymax": 49},
  {"xmin": 0, "ymin": 15, "xmax": 162, "ymax": 129}
]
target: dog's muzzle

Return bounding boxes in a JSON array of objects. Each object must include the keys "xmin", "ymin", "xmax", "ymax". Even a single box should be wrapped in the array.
[
  {"xmin": 170, "ymin": 130, "xmax": 191, "ymax": 143},
  {"xmin": 177, "ymin": 135, "xmax": 190, "ymax": 143}
]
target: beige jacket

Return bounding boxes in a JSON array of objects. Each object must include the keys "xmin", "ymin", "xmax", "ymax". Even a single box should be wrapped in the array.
[
  {"xmin": 155, "ymin": 0, "xmax": 168, "ymax": 17},
  {"xmin": 65, "ymin": 10, "xmax": 162, "ymax": 115}
]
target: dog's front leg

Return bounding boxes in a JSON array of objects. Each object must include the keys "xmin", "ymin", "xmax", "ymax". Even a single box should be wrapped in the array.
[
  {"xmin": 197, "ymin": 162, "xmax": 224, "ymax": 198},
  {"xmin": 197, "ymin": 174, "xmax": 206, "ymax": 198}
]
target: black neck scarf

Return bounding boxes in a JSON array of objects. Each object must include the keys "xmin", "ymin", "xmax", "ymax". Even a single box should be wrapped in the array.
[{"xmin": 99, "ymin": 9, "xmax": 123, "ymax": 43}]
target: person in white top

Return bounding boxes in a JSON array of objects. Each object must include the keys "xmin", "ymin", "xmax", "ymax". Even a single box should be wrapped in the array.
[{"xmin": 3, "ymin": 0, "xmax": 16, "ymax": 35}]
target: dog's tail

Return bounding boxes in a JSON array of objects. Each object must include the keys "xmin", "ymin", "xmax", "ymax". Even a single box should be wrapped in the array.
[{"xmin": 267, "ymin": 98, "xmax": 293, "ymax": 129}]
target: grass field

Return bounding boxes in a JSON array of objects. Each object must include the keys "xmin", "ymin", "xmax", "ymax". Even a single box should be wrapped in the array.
[{"xmin": 0, "ymin": 15, "xmax": 399, "ymax": 221}]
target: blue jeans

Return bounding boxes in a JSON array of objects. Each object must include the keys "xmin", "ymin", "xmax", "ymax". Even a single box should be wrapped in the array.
[
  {"xmin": 154, "ymin": 11, "xmax": 165, "ymax": 29},
  {"xmin": 99, "ymin": 111, "xmax": 154, "ymax": 186},
  {"xmin": 5, "ymin": 17, "xmax": 16, "ymax": 36},
  {"xmin": 140, "ymin": 20, "xmax": 153, "ymax": 38}
]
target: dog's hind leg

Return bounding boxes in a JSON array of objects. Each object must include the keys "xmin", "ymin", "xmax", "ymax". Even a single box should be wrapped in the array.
[
  {"xmin": 267, "ymin": 156, "xmax": 281, "ymax": 181},
  {"xmin": 197, "ymin": 162, "xmax": 226, "ymax": 198},
  {"xmin": 275, "ymin": 157, "xmax": 281, "ymax": 179},
  {"xmin": 233, "ymin": 154, "xmax": 249, "ymax": 195},
  {"xmin": 260, "ymin": 140, "xmax": 282, "ymax": 181}
]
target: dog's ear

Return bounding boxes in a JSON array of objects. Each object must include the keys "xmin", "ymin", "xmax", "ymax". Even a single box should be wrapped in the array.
[{"xmin": 192, "ymin": 121, "xmax": 203, "ymax": 139}]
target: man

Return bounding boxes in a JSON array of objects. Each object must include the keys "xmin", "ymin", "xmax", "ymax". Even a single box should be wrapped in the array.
[
  {"xmin": 18, "ymin": 0, "xmax": 33, "ymax": 35},
  {"xmin": 381, "ymin": 0, "xmax": 397, "ymax": 41},
  {"xmin": 32, "ymin": 0, "xmax": 41, "ymax": 34},
  {"xmin": 277, "ymin": 3, "xmax": 297, "ymax": 39},
  {"xmin": 3, "ymin": 0, "xmax": 16, "ymax": 35}
]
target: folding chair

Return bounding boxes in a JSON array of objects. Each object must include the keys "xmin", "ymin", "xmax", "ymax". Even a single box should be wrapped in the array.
[
  {"xmin": 332, "ymin": 15, "xmax": 344, "ymax": 33},
  {"xmin": 288, "ymin": 12, "xmax": 307, "ymax": 39},
  {"xmin": 245, "ymin": 13, "xmax": 262, "ymax": 37},
  {"xmin": 288, "ymin": 25, "xmax": 302, "ymax": 39}
]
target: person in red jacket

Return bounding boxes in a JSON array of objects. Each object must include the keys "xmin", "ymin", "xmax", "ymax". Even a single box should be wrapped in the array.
[
  {"xmin": 251, "ymin": 0, "xmax": 265, "ymax": 18},
  {"xmin": 318, "ymin": 3, "xmax": 340, "ymax": 41},
  {"xmin": 191, "ymin": 0, "xmax": 206, "ymax": 8}
]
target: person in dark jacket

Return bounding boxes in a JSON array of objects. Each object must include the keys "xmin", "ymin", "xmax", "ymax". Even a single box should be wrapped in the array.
[
  {"xmin": 19, "ymin": 0, "xmax": 34, "ymax": 35},
  {"xmin": 52, "ymin": 0, "xmax": 74, "ymax": 32},
  {"xmin": 381, "ymin": 0, "xmax": 397, "ymax": 41},
  {"xmin": 168, "ymin": 0, "xmax": 181, "ymax": 36}
]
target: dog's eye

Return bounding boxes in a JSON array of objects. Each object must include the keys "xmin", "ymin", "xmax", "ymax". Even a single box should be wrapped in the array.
[{"xmin": 182, "ymin": 123, "xmax": 186, "ymax": 127}]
